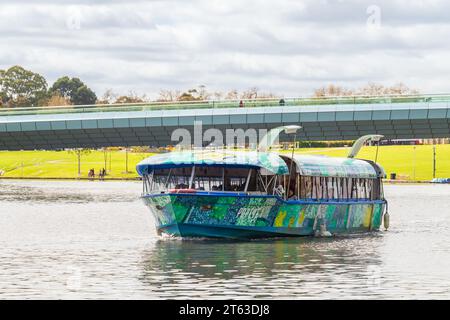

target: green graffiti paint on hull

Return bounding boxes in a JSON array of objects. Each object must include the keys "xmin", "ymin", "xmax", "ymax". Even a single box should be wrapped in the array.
[{"xmin": 144, "ymin": 194, "xmax": 385, "ymax": 237}]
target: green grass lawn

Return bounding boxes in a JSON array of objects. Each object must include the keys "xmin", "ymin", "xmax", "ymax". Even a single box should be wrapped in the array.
[
  {"xmin": 0, "ymin": 145, "xmax": 449, "ymax": 181},
  {"xmin": 0, "ymin": 150, "xmax": 153, "ymax": 179}
]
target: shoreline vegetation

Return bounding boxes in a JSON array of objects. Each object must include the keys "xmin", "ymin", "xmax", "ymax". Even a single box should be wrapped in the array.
[
  {"xmin": 1, "ymin": 145, "xmax": 449, "ymax": 182},
  {"xmin": 1, "ymin": 65, "xmax": 420, "ymax": 110}
]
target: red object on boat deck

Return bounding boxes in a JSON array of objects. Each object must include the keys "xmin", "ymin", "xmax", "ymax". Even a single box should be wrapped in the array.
[{"xmin": 169, "ymin": 189, "xmax": 197, "ymax": 194}]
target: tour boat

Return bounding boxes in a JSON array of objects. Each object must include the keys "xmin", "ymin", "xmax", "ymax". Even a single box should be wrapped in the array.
[{"xmin": 137, "ymin": 127, "xmax": 388, "ymax": 239}]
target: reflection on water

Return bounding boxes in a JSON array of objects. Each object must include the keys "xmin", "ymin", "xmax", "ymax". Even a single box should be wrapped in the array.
[
  {"xmin": 0, "ymin": 180, "xmax": 450, "ymax": 299},
  {"xmin": 141, "ymin": 236, "xmax": 384, "ymax": 299}
]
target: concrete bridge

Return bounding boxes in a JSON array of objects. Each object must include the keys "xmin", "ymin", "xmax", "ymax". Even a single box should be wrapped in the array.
[{"xmin": 0, "ymin": 95, "xmax": 449, "ymax": 150}]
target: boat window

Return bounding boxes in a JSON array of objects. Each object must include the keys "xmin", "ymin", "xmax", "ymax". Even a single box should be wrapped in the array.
[
  {"xmin": 142, "ymin": 167, "xmax": 383, "ymax": 200},
  {"xmin": 296, "ymin": 175, "xmax": 382, "ymax": 201},
  {"xmin": 142, "ymin": 166, "xmax": 261, "ymax": 193}
]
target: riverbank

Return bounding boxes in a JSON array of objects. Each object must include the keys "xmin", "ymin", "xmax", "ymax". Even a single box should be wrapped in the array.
[
  {"xmin": 0, "ymin": 176, "xmax": 440, "ymax": 184},
  {"xmin": 0, "ymin": 176, "xmax": 140, "ymax": 181},
  {"xmin": 1, "ymin": 145, "xmax": 449, "ymax": 181}
]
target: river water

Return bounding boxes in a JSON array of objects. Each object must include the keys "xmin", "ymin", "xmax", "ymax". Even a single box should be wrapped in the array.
[{"xmin": 0, "ymin": 180, "xmax": 449, "ymax": 299}]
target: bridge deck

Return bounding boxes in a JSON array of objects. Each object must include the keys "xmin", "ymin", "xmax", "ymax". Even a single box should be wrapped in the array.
[{"xmin": 1, "ymin": 94, "xmax": 449, "ymax": 150}]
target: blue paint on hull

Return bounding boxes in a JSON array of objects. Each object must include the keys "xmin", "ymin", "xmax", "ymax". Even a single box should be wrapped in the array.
[
  {"xmin": 158, "ymin": 223, "xmax": 374, "ymax": 240},
  {"xmin": 144, "ymin": 192, "xmax": 386, "ymax": 240},
  {"xmin": 159, "ymin": 223, "xmax": 305, "ymax": 239}
]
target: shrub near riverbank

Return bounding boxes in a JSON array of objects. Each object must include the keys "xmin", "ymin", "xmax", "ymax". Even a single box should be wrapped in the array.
[{"xmin": 0, "ymin": 145, "xmax": 449, "ymax": 181}]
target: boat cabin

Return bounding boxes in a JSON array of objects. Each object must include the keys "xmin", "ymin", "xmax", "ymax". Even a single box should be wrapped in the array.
[
  {"xmin": 280, "ymin": 154, "xmax": 385, "ymax": 201},
  {"xmin": 137, "ymin": 150, "xmax": 386, "ymax": 202}
]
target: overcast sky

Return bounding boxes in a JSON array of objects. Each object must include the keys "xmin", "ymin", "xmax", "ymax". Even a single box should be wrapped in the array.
[{"xmin": 1, "ymin": 0, "xmax": 449, "ymax": 98}]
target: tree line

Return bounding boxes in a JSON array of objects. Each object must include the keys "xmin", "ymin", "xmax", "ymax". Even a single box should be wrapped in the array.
[
  {"xmin": 0, "ymin": 66, "xmax": 97, "ymax": 108},
  {"xmin": 313, "ymin": 83, "xmax": 419, "ymax": 97},
  {"xmin": 0, "ymin": 65, "xmax": 419, "ymax": 108}
]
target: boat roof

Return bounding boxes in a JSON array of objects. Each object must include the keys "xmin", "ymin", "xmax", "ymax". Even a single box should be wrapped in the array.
[
  {"xmin": 136, "ymin": 150, "xmax": 384, "ymax": 179},
  {"xmin": 136, "ymin": 150, "xmax": 289, "ymax": 176},
  {"xmin": 290, "ymin": 154, "xmax": 382, "ymax": 179}
]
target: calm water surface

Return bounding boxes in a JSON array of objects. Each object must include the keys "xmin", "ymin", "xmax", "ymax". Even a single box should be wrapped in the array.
[{"xmin": 0, "ymin": 180, "xmax": 449, "ymax": 299}]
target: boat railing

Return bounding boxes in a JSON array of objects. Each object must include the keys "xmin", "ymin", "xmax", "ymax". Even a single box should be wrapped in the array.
[
  {"xmin": 142, "ymin": 189, "xmax": 385, "ymax": 205},
  {"xmin": 144, "ymin": 189, "xmax": 267, "ymax": 197}
]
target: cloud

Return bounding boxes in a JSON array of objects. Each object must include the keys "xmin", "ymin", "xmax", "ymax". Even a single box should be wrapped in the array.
[{"xmin": 1, "ymin": 0, "xmax": 450, "ymax": 98}]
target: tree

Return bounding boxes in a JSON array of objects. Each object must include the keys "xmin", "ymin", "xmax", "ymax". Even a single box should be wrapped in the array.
[
  {"xmin": 177, "ymin": 90, "xmax": 200, "ymax": 101},
  {"xmin": 67, "ymin": 148, "xmax": 92, "ymax": 177},
  {"xmin": 46, "ymin": 93, "xmax": 72, "ymax": 107},
  {"xmin": 196, "ymin": 85, "xmax": 210, "ymax": 100},
  {"xmin": 358, "ymin": 82, "xmax": 419, "ymax": 96},
  {"xmin": 313, "ymin": 83, "xmax": 419, "ymax": 97},
  {"xmin": 158, "ymin": 85, "xmax": 212, "ymax": 102},
  {"xmin": 213, "ymin": 91, "xmax": 223, "ymax": 100},
  {"xmin": 157, "ymin": 89, "xmax": 181, "ymax": 102},
  {"xmin": 73, "ymin": 85, "xmax": 97, "ymax": 105},
  {"xmin": 225, "ymin": 89, "xmax": 239, "ymax": 100},
  {"xmin": 0, "ymin": 69, "xmax": 5, "ymax": 106},
  {"xmin": 50, "ymin": 76, "xmax": 97, "ymax": 105},
  {"xmin": 114, "ymin": 91, "xmax": 147, "ymax": 104},
  {"xmin": 177, "ymin": 87, "xmax": 208, "ymax": 101},
  {"xmin": 0, "ymin": 65, "xmax": 48, "ymax": 108},
  {"xmin": 97, "ymin": 90, "xmax": 148, "ymax": 105},
  {"xmin": 96, "ymin": 89, "xmax": 117, "ymax": 104},
  {"xmin": 240, "ymin": 87, "xmax": 259, "ymax": 99},
  {"xmin": 115, "ymin": 95, "xmax": 142, "ymax": 104},
  {"xmin": 313, "ymin": 84, "xmax": 352, "ymax": 97}
]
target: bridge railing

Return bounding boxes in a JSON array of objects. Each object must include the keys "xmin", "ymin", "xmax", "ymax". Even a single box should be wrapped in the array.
[{"xmin": 1, "ymin": 93, "xmax": 450, "ymax": 117}]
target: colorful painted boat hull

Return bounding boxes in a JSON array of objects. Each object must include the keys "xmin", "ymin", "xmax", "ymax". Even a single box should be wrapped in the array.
[{"xmin": 143, "ymin": 193, "xmax": 386, "ymax": 239}]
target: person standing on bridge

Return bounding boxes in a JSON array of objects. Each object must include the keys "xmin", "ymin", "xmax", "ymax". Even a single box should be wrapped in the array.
[{"xmin": 239, "ymin": 100, "xmax": 244, "ymax": 108}]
